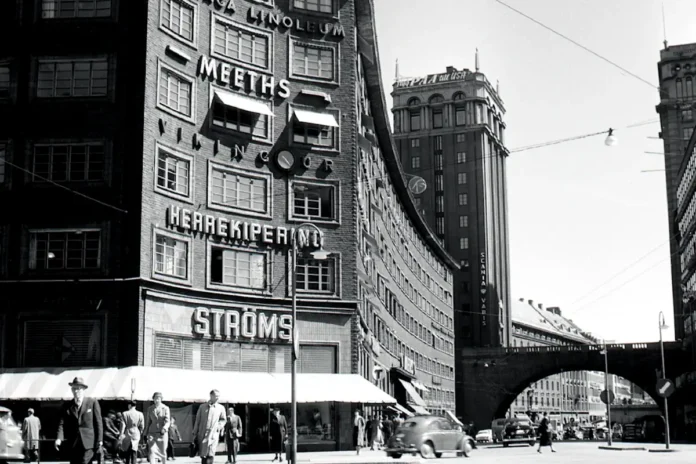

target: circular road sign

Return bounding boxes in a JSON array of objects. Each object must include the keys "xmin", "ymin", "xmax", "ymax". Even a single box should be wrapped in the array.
[
  {"xmin": 408, "ymin": 176, "xmax": 427, "ymax": 195},
  {"xmin": 600, "ymin": 389, "xmax": 615, "ymax": 405},
  {"xmin": 656, "ymin": 378, "xmax": 675, "ymax": 398}
]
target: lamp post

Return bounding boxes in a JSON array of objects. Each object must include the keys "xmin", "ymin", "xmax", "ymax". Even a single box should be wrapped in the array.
[
  {"xmin": 601, "ymin": 341, "xmax": 612, "ymax": 446},
  {"xmin": 658, "ymin": 311, "xmax": 671, "ymax": 450},
  {"xmin": 290, "ymin": 223, "xmax": 330, "ymax": 464}
]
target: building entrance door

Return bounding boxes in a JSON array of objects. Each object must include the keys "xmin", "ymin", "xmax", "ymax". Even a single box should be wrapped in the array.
[{"xmin": 245, "ymin": 405, "xmax": 271, "ymax": 453}]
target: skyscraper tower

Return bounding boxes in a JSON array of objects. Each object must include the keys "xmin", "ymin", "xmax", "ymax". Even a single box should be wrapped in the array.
[
  {"xmin": 656, "ymin": 42, "xmax": 696, "ymax": 340},
  {"xmin": 391, "ymin": 61, "xmax": 511, "ymax": 356}
]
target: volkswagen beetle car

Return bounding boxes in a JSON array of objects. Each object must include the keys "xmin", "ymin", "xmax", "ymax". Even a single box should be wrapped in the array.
[
  {"xmin": 0, "ymin": 407, "xmax": 25, "ymax": 464},
  {"xmin": 385, "ymin": 415, "xmax": 474, "ymax": 459}
]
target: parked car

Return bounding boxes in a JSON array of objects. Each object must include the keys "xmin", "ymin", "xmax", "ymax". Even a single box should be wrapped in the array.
[
  {"xmin": 622, "ymin": 415, "xmax": 665, "ymax": 443},
  {"xmin": 475, "ymin": 429, "xmax": 493, "ymax": 443},
  {"xmin": 502, "ymin": 417, "xmax": 536, "ymax": 447},
  {"xmin": 385, "ymin": 415, "xmax": 475, "ymax": 459},
  {"xmin": 563, "ymin": 427, "xmax": 584, "ymax": 440},
  {"xmin": 0, "ymin": 407, "xmax": 25, "ymax": 464},
  {"xmin": 491, "ymin": 418, "xmax": 507, "ymax": 443}
]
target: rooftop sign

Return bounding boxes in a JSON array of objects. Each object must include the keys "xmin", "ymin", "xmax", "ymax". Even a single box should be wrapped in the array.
[{"xmin": 395, "ymin": 70, "xmax": 470, "ymax": 89}]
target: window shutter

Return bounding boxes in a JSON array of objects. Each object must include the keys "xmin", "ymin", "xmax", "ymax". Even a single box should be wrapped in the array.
[
  {"xmin": 155, "ymin": 336, "xmax": 183, "ymax": 368},
  {"xmin": 24, "ymin": 319, "xmax": 103, "ymax": 367},
  {"xmin": 299, "ymin": 345, "xmax": 336, "ymax": 373},
  {"xmin": 241, "ymin": 344, "xmax": 269, "ymax": 372},
  {"xmin": 269, "ymin": 345, "xmax": 291, "ymax": 373},
  {"xmin": 212, "ymin": 342, "xmax": 242, "ymax": 371}
]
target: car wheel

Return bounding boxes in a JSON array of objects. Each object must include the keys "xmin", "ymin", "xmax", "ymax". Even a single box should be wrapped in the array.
[
  {"xmin": 434, "ymin": 453, "xmax": 442, "ymax": 458},
  {"xmin": 503, "ymin": 443, "xmax": 509, "ymax": 448},
  {"xmin": 462, "ymin": 439, "xmax": 473, "ymax": 457},
  {"xmin": 419, "ymin": 441, "xmax": 435, "ymax": 459},
  {"xmin": 388, "ymin": 453, "xmax": 402, "ymax": 459}
]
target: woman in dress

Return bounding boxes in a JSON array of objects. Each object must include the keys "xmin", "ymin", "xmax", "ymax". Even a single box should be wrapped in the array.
[
  {"xmin": 145, "ymin": 392, "xmax": 171, "ymax": 463},
  {"xmin": 353, "ymin": 410, "xmax": 366, "ymax": 455},
  {"xmin": 536, "ymin": 412, "xmax": 556, "ymax": 454}
]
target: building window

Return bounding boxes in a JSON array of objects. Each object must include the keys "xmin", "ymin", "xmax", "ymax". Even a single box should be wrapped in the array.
[
  {"xmin": 459, "ymin": 215, "xmax": 468, "ymax": 228},
  {"xmin": 291, "ymin": 108, "xmax": 338, "ymax": 149},
  {"xmin": 411, "ymin": 156, "xmax": 420, "ymax": 169},
  {"xmin": 414, "ymin": 198, "xmax": 421, "ymax": 207},
  {"xmin": 456, "ymin": 133, "xmax": 466, "ymax": 143},
  {"xmin": 457, "ymin": 151, "xmax": 466, "ymax": 163},
  {"xmin": 41, "ymin": 0, "xmax": 112, "ymax": 18},
  {"xmin": 29, "ymin": 229, "xmax": 101, "ymax": 270},
  {"xmin": 455, "ymin": 107, "xmax": 466, "ymax": 126},
  {"xmin": 435, "ymin": 153, "xmax": 443, "ymax": 170},
  {"xmin": 432, "ymin": 110, "xmax": 443, "ymax": 129},
  {"xmin": 411, "ymin": 139, "xmax": 420, "ymax": 148},
  {"xmin": 37, "ymin": 58, "xmax": 108, "ymax": 98},
  {"xmin": 684, "ymin": 127, "xmax": 694, "ymax": 141},
  {"xmin": 213, "ymin": 18, "xmax": 270, "ymax": 71},
  {"xmin": 410, "ymin": 111, "xmax": 421, "ymax": 131},
  {"xmin": 291, "ymin": 41, "xmax": 336, "ymax": 81},
  {"xmin": 682, "ymin": 109, "xmax": 694, "ymax": 121},
  {"xmin": 210, "ymin": 247, "xmax": 266, "ymax": 290},
  {"xmin": 160, "ymin": 0, "xmax": 196, "ymax": 43},
  {"xmin": 157, "ymin": 65, "xmax": 193, "ymax": 119},
  {"xmin": 155, "ymin": 145, "xmax": 191, "ymax": 199},
  {"xmin": 296, "ymin": 257, "xmax": 335, "ymax": 293},
  {"xmin": 676, "ymin": 79, "xmax": 684, "ymax": 99},
  {"xmin": 435, "ymin": 174, "xmax": 443, "ymax": 191},
  {"xmin": 0, "ymin": 64, "xmax": 10, "ymax": 99},
  {"xmin": 210, "ymin": 165, "xmax": 268, "ymax": 215},
  {"xmin": 212, "ymin": 98, "xmax": 269, "ymax": 139},
  {"xmin": 291, "ymin": 182, "xmax": 336, "ymax": 222},
  {"xmin": 458, "ymin": 193, "xmax": 468, "ymax": 206},
  {"xmin": 154, "ymin": 232, "xmax": 188, "ymax": 280},
  {"xmin": 435, "ymin": 196, "xmax": 444, "ymax": 213},
  {"xmin": 293, "ymin": 0, "xmax": 333, "ymax": 14},
  {"xmin": 687, "ymin": 77, "xmax": 694, "ymax": 98},
  {"xmin": 434, "ymin": 135, "xmax": 443, "ymax": 150},
  {"xmin": 0, "ymin": 144, "xmax": 5, "ymax": 184},
  {"xmin": 33, "ymin": 142, "xmax": 105, "ymax": 183},
  {"xmin": 436, "ymin": 218, "xmax": 445, "ymax": 235},
  {"xmin": 457, "ymin": 172, "xmax": 467, "ymax": 184}
]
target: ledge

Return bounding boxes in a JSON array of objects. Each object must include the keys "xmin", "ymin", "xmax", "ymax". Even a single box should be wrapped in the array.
[
  {"xmin": 648, "ymin": 448, "xmax": 679, "ymax": 453},
  {"xmin": 598, "ymin": 445, "xmax": 647, "ymax": 451}
]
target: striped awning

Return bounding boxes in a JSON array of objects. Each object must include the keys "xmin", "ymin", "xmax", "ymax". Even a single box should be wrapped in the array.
[{"xmin": 0, "ymin": 367, "xmax": 397, "ymax": 405}]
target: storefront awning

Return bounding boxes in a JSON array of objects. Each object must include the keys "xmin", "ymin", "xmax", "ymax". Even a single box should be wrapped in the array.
[
  {"xmin": 293, "ymin": 109, "xmax": 339, "ymax": 127},
  {"xmin": 0, "ymin": 367, "xmax": 397, "ymax": 405},
  {"xmin": 214, "ymin": 89, "xmax": 273, "ymax": 117},
  {"xmin": 389, "ymin": 403, "xmax": 414, "ymax": 417},
  {"xmin": 445, "ymin": 410, "xmax": 463, "ymax": 426},
  {"xmin": 411, "ymin": 405, "xmax": 430, "ymax": 415},
  {"xmin": 398, "ymin": 379, "xmax": 427, "ymax": 407},
  {"xmin": 412, "ymin": 381, "xmax": 429, "ymax": 392}
]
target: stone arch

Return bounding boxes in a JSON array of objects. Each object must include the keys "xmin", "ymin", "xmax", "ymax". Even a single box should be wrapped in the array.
[
  {"xmin": 452, "ymin": 92, "xmax": 466, "ymax": 101},
  {"xmin": 429, "ymin": 94, "xmax": 444, "ymax": 104},
  {"xmin": 407, "ymin": 97, "xmax": 421, "ymax": 106}
]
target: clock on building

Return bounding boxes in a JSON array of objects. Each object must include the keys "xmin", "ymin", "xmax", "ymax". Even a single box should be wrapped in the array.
[{"xmin": 276, "ymin": 150, "xmax": 296, "ymax": 172}]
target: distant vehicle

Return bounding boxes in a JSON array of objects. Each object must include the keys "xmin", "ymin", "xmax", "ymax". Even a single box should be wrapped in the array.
[
  {"xmin": 475, "ymin": 429, "xmax": 492, "ymax": 443},
  {"xmin": 384, "ymin": 415, "xmax": 475, "ymax": 459},
  {"xmin": 0, "ymin": 407, "xmax": 25, "ymax": 464},
  {"xmin": 622, "ymin": 415, "xmax": 665, "ymax": 443},
  {"xmin": 491, "ymin": 418, "xmax": 507, "ymax": 443},
  {"xmin": 502, "ymin": 417, "xmax": 536, "ymax": 447},
  {"xmin": 563, "ymin": 428, "xmax": 584, "ymax": 440}
]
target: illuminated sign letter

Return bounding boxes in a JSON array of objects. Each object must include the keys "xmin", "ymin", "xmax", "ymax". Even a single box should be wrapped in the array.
[
  {"xmin": 193, "ymin": 307, "xmax": 210, "ymax": 336},
  {"xmin": 224, "ymin": 310, "xmax": 240, "ymax": 338},
  {"xmin": 258, "ymin": 313, "xmax": 278, "ymax": 340},
  {"xmin": 278, "ymin": 314, "xmax": 293, "ymax": 341},
  {"xmin": 211, "ymin": 310, "xmax": 225, "ymax": 338},
  {"xmin": 241, "ymin": 311, "xmax": 257, "ymax": 338}
]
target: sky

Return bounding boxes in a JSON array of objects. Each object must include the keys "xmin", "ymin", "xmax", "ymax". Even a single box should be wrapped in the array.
[{"xmin": 373, "ymin": 0, "xmax": 696, "ymax": 343}]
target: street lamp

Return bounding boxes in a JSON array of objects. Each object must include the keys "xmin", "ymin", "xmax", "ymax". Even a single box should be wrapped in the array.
[
  {"xmin": 290, "ymin": 223, "xmax": 330, "ymax": 464},
  {"xmin": 604, "ymin": 128, "xmax": 619, "ymax": 147},
  {"xmin": 658, "ymin": 311, "xmax": 671, "ymax": 450},
  {"xmin": 600, "ymin": 341, "xmax": 612, "ymax": 446}
]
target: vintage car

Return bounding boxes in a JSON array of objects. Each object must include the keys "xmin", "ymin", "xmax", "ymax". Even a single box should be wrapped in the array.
[
  {"xmin": 385, "ymin": 415, "xmax": 475, "ymax": 459},
  {"xmin": 501, "ymin": 417, "xmax": 536, "ymax": 447},
  {"xmin": 475, "ymin": 429, "xmax": 493, "ymax": 443},
  {"xmin": 0, "ymin": 407, "xmax": 25, "ymax": 464}
]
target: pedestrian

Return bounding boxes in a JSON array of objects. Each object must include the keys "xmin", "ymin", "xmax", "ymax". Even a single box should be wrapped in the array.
[
  {"xmin": 269, "ymin": 408, "xmax": 287, "ymax": 462},
  {"xmin": 381, "ymin": 415, "xmax": 393, "ymax": 444},
  {"xmin": 369, "ymin": 415, "xmax": 381, "ymax": 450},
  {"xmin": 145, "ymin": 392, "xmax": 170, "ymax": 464},
  {"xmin": 352, "ymin": 410, "xmax": 366, "ymax": 455},
  {"xmin": 192, "ymin": 390, "xmax": 226, "ymax": 464},
  {"xmin": 167, "ymin": 417, "xmax": 182, "ymax": 461},
  {"xmin": 224, "ymin": 407, "xmax": 242, "ymax": 464},
  {"xmin": 55, "ymin": 377, "xmax": 104, "ymax": 464},
  {"xmin": 536, "ymin": 412, "xmax": 556, "ymax": 454},
  {"xmin": 103, "ymin": 411, "xmax": 121, "ymax": 463},
  {"xmin": 120, "ymin": 400, "xmax": 144, "ymax": 464},
  {"xmin": 22, "ymin": 408, "xmax": 41, "ymax": 463}
]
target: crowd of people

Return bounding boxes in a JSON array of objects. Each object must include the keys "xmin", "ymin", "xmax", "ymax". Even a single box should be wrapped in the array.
[{"xmin": 351, "ymin": 410, "xmax": 407, "ymax": 455}]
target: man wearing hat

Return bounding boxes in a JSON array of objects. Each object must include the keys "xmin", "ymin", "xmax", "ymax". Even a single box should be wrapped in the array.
[{"xmin": 55, "ymin": 377, "xmax": 104, "ymax": 464}]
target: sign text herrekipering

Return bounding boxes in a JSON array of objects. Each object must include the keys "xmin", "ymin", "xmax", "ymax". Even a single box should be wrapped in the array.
[{"xmin": 480, "ymin": 252, "xmax": 487, "ymax": 327}]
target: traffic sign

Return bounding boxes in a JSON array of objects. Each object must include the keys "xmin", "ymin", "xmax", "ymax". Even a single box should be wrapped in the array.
[
  {"xmin": 600, "ymin": 389, "xmax": 615, "ymax": 405},
  {"xmin": 656, "ymin": 378, "xmax": 675, "ymax": 398}
]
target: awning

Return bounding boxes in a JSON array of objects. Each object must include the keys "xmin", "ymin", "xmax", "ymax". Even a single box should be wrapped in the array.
[
  {"xmin": 0, "ymin": 367, "xmax": 396, "ymax": 405},
  {"xmin": 412, "ymin": 381, "xmax": 429, "ymax": 392},
  {"xmin": 214, "ymin": 89, "xmax": 273, "ymax": 117},
  {"xmin": 293, "ymin": 109, "xmax": 339, "ymax": 127},
  {"xmin": 399, "ymin": 379, "xmax": 427, "ymax": 407},
  {"xmin": 389, "ymin": 403, "xmax": 414, "ymax": 417},
  {"xmin": 411, "ymin": 405, "xmax": 430, "ymax": 415},
  {"xmin": 446, "ymin": 410, "xmax": 463, "ymax": 426}
]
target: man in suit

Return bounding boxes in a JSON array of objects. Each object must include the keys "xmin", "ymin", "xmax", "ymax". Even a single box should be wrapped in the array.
[
  {"xmin": 224, "ymin": 407, "xmax": 242, "ymax": 464},
  {"xmin": 55, "ymin": 377, "xmax": 104, "ymax": 464},
  {"xmin": 192, "ymin": 390, "xmax": 226, "ymax": 464},
  {"xmin": 22, "ymin": 408, "xmax": 41, "ymax": 462}
]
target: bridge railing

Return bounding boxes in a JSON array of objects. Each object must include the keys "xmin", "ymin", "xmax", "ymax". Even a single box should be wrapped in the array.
[{"xmin": 461, "ymin": 342, "xmax": 672, "ymax": 358}]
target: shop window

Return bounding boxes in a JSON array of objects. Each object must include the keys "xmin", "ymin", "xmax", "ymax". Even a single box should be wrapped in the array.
[
  {"xmin": 41, "ymin": 0, "xmax": 112, "ymax": 18},
  {"xmin": 209, "ymin": 164, "xmax": 269, "ymax": 216},
  {"xmin": 295, "ymin": 257, "xmax": 336, "ymax": 294},
  {"xmin": 458, "ymin": 193, "xmax": 468, "ymax": 206},
  {"xmin": 213, "ymin": 18, "xmax": 270, "ymax": 71},
  {"xmin": 293, "ymin": 0, "xmax": 333, "ymax": 14},
  {"xmin": 160, "ymin": 0, "xmax": 196, "ymax": 43},
  {"xmin": 155, "ymin": 145, "xmax": 191, "ymax": 200},
  {"xmin": 291, "ymin": 41, "xmax": 336, "ymax": 82},
  {"xmin": 153, "ymin": 231, "xmax": 189, "ymax": 280},
  {"xmin": 210, "ymin": 246, "xmax": 267, "ymax": 291},
  {"xmin": 458, "ymin": 172, "xmax": 467, "ymax": 184},
  {"xmin": 157, "ymin": 64, "xmax": 194, "ymax": 120},
  {"xmin": 291, "ymin": 107, "xmax": 339, "ymax": 150},
  {"xmin": 29, "ymin": 229, "xmax": 101, "ymax": 270},
  {"xmin": 299, "ymin": 345, "xmax": 336, "ymax": 373},
  {"xmin": 37, "ymin": 58, "xmax": 108, "ymax": 98},
  {"xmin": 32, "ymin": 142, "xmax": 105, "ymax": 183},
  {"xmin": 23, "ymin": 319, "xmax": 104, "ymax": 367},
  {"xmin": 411, "ymin": 156, "xmax": 420, "ymax": 169},
  {"xmin": 0, "ymin": 64, "xmax": 9, "ymax": 99},
  {"xmin": 291, "ymin": 182, "xmax": 337, "ymax": 222}
]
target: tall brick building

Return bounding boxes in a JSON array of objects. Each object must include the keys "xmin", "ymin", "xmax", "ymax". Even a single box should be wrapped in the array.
[{"xmin": 0, "ymin": 0, "xmax": 457, "ymax": 451}]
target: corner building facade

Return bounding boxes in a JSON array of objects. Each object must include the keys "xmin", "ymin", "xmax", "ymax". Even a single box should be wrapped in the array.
[{"xmin": 0, "ymin": 0, "xmax": 456, "ymax": 453}]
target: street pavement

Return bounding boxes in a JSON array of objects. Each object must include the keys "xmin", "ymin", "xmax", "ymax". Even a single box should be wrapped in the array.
[{"xmin": 35, "ymin": 443, "xmax": 696, "ymax": 464}]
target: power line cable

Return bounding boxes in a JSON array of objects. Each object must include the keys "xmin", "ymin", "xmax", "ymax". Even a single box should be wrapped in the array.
[{"xmin": 492, "ymin": 0, "xmax": 660, "ymax": 92}]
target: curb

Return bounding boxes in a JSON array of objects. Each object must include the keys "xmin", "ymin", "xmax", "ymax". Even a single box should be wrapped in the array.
[
  {"xmin": 648, "ymin": 449, "xmax": 679, "ymax": 453},
  {"xmin": 598, "ymin": 446, "xmax": 647, "ymax": 451}
]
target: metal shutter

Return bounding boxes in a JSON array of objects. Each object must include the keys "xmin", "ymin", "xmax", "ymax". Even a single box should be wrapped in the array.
[
  {"xmin": 299, "ymin": 345, "xmax": 336, "ymax": 373},
  {"xmin": 212, "ymin": 341, "xmax": 242, "ymax": 371},
  {"xmin": 155, "ymin": 336, "xmax": 184, "ymax": 368},
  {"xmin": 240, "ymin": 344, "xmax": 269, "ymax": 372},
  {"xmin": 24, "ymin": 319, "xmax": 102, "ymax": 367},
  {"xmin": 269, "ymin": 345, "xmax": 291, "ymax": 373}
]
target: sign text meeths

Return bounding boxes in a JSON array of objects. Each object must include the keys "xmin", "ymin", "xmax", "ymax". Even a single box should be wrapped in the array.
[
  {"xmin": 193, "ymin": 307, "xmax": 292, "ymax": 342},
  {"xmin": 198, "ymin": 55, "xmax": 291, "ymax": 99},
  {"xmin": 166, "ymin": 206, "xmax": 324, "ymax": 249}
]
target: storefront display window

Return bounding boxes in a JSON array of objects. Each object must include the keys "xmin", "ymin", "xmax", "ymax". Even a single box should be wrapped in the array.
[{"xmin": 276, "ymin": 402, "xmax": 336, "ymax": 445}]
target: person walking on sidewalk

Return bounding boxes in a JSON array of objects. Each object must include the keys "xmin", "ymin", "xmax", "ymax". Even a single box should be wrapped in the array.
[
  {"xmin": 145, "ymin": 393, "xmax": 170, "ymax": 464},
  {"xmin": 193, "ymin": 390, "xmax": 226, "ymax": 464},
  {"xmin": 352, "ymin": 410, "xmax": 366, "ymax": 455},
  {"xmin": 166, "ymin": 417, "xmax": 182, "ymax": 461},
  {"xmin": 269, "ymin": 409, "xmax": 287, "ymax": 462},
  {"xmin": 55, "ymin": 377, "xmax": 104, "ymax": 464},
  {"xmin": 22, "ymin": 408, "xmax": 41, "ymax": 463},
  {"xmin": 120, "ymin": 401, "xmax": 144, "ymax": 464},
  {"xmin": 224, "ymin": 407, "xmax": 242, "ymax": 464},
  {"xmin": 537, "ymin": 412, "xmax": 556, "ymax": 454}
]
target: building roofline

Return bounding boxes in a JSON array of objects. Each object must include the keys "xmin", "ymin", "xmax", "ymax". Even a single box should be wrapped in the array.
[{"xmin": 355, "ymin": 0, "xmax": 459, "ymax": 271}]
